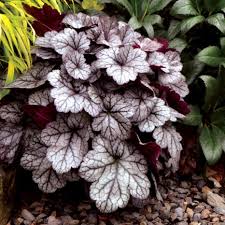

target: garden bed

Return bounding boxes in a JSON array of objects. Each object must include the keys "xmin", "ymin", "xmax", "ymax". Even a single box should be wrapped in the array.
[{"xmin": 11, "ymin": 174, "xmax": 225, "ymax": 225}]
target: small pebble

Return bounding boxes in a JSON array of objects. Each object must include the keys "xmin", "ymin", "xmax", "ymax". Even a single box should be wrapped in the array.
[
  {"xmin": 201, "ymin": 208, "xmax": 210, "ymax": 219},
  {"xmin": 193, "ymin": 213, "xmax": 201, "ymax": 222},
  {"xmin": 21, "ymin": 209, "xmax": 35, "ymax": 222},
  {"xmin": 186, "ymin": 207, "xmax": 194, "ymax": 219}
]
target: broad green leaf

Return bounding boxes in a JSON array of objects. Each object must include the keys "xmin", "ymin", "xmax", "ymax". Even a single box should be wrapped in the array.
[
  {"xmin": 128, "ymin": 15, "xmax": 142, "ymax": 30},
  {"xmin": 148, "ymin": 0, "xmax": 173, "ymax": 14},
  {"xmin": 200, "ymin": 125, "xmax": 224, "ymax": 165},
  {"xmin": 170, "ymin": 0, "xmax": 199, "ymax": 16},
  {"xmin": 197, "ymin": 46, "xmax": 225, "ymax": 66},
  {"xmin": 144, "ymin": 14, "xmax": 162, "ymax": 26},
  {"xmin": 204, "ymin": 0, "xmax": 225, "ymax": 13},
  {"xmin": 200, "ymin": 75, "xmax": 219, "ymax": 111},
  {"xmin": 180, "ymin": 15, "xmax": 205, "ymax": 34},
  {"xmin": 183, "ymin": 59, "xmax": 204, "ymax": 84},
  {"xmin": 168, "ymin": 20, "xmax": 181, "ymax": 40},
  {"xmin": 116, "ymin": 0, "xmax": 133, "ymax": 15},
  {"xmin": 182, "ymin": 105, "xmax": 202, "ymax": 126},
  {"xmin": 143, "ymin": 22, "xmax": 154, "ymax": 38},
  {"xmin": 169, "ymin": 38, "xmax": 187, "ymax": 52},
  {"xmin": 211, "ymin": 107, "xmax": 225, "ymax": 127},
  {"xmin": 220, "ymin": 37, "xmax": 225, "ymax": 51},
  {"xmin": 207, "ymin": 13, "xmax": 225, "ymax": 34}
]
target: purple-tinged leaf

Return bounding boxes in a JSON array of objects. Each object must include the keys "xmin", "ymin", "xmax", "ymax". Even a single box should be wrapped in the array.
[
  {"xmin": 88, "ymin": 62, "xmax": 102, "ymax": 83},
  {"xmin": 32, "ymin": 47, "xmax": 59, "ymax": 59},
  {"xmin": 148, "ymin": 52, "xmax": 170, "ymax": 73},
  {"xmin": 62, "ymin": 13, "xmax": 94, "ymax": 29},
  {"xmin": 64, "ymin": 51, "xmax": 91, "ymax": 80},
  {"xmin": 21, "ymin": 131, "xmax": 47, "ymax": 171},
  {"xmin": 33, "ymin": 31, "xmax": 59, "ymax": 59},
  {"xmin": 35, "ymin": 31, "xmax": 58, "ymax": 48},
  {"xmin": 21, "ymin": 131, "xmax": 79, "ymax": 193},
  {"xmin": 79, "ymin": 136, "xmax": 150, "ymax": 213},
  {"xmin": 124, "ymin": 89, "xmax": 154, "ymax": 122},
  {"xmin": 23, "ymin": 103, "xmax": 56, "ymax": 129},
  {"xmin": 134, "ymin": 38, "xmax": 163, "ymax": 52},
  {"xmin": 32, "ymin": 159, "xmax": 67, "ymax": 193},
  {"xmin": 92, "ymin": 94, "xmax": 134, "ymax": 140},
  {"xmin": 0, "ymin": 102, "xmax": 23, "ymax": 123},
  {"xmin": 166, "ymin": 76, "xmax": 189, "ymax": 98},
  {"xmin": 118, "ymin": 21, "xmax": 141, "ymax": 45},
  {"xmin": 48, "ymin": 69, "xmax": 102, "ymax": 116},
  {"xmin": 169, "ymin": 108, "xmax": 185, "ymax": 122},
  {"xmin": 138, "ymin": 98, "xmax": 171, "ymax": 133},
  {"xmin": 51, "ymin": 28, "xmax": 90, "ymax": 55},
  {"xmin": 6, "ymin": 63, "xmax": 55, "ymax": 89},
  {"xmin": 95, "ymin": 16, "xmax": 121, "ymax": 47},
  {"xmin": 41, "ymin": 113, "xmax": 91, "ymax": 173},
  {"xmin": 0, "ymin": 123, "xmax": 23, "ymax": 163},
  {"xmin": 153, "ymin": 124, "xmax": 182, "ymax": 172},
  {"xmin": 96, "ymin": 46, "xmax": 150, "ymax": 85},
  {"xmin": 28, "ymin": 89, "xmax": 53, "ymax": 106}
]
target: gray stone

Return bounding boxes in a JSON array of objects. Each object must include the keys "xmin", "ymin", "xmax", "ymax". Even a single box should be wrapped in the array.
[
  {"xmin": 21, "ymin": 209, "xmax": 35, "ymax": 222},
  {"xmin": 214, "ymin": 207, "xmax": 225, "ymax": 215},
  {"xmin": 193, "ymin": 213, "xmax": 201, "ymax": 221}
]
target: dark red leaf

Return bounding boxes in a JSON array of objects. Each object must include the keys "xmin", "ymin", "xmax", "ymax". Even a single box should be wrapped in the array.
[
  {"xmin": 23, "ymin": 103, "xmax": 56, "ymax": 129},
  {"xmin": 154, "ymin": 84, "xmax": 190, "ymax": 115},
  {"xmin": 155, "ymin": 38, "xmax": 169, "ymax": 53},
  {"xmin": 139, "ymin": 142, "xmax": 161, "ymax": 174},
  {"xmin": 23, "ymin": 4, "xmax": 65, "ymax": 36}
]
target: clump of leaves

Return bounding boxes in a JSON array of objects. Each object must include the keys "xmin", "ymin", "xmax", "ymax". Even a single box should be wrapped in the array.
[
  {"xmin": 0, "ymin": 10, "xmax": 189, "ymax": 212},
  {"xmin": 183, "ymin": 38, "xmax": 225, "ymax": 165},
  {"xmin": 108, "ymin": 0, "xmax": 173, "ymax": 37}
]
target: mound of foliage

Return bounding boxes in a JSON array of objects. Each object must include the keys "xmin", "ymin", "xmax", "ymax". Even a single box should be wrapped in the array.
[
  {"xmin": 101, "ymin": 0, "xmax": 225, "ymax": 172},
  {"xmin": 0, "ymin": 7, "xmax": 189, "ymax": 212}
]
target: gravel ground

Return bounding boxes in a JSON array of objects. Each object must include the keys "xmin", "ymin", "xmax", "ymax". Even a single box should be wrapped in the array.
[{"xmin": 10, "ymin": 175, "xmax": 225, "ymax": 225}]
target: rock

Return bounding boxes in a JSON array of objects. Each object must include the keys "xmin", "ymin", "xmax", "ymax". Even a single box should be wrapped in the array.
[
  {"xmin": 139, "ymin": 221, "xmax": 147, "ymax": 225},
  {"xmin": 68, "ymin": 220, "xmax": 80, "ymax": 225},
  {"xmin": 48, "ymin": 215, "xmax": 62, "ymax": 225},
  {"xmin": 214, "ymin": 207, "xmax": 225, "ymax": 215},
  {"xmin": 193, "ymin": 213, "xmax": 201, "ymax": 221},
  {"xmin": 181, "ymin": 181, "xmax": 189, "ymax": 188},
  {"xmin": 194, "ymin": 204, "xmax": 205, "ymax": 213},
  {"xmin": 177, "ymin": 222, "xmax": 188, "ymax": 225},
  {"xmin": 174, "ymin": 207, "xmax": 184, "ymax": 220},
  {"xmin": 201, "ymin": 209, "xmax": 210, "ymax": 219},
  {"xmin": 177, "ymin": 188, "xmax": 189, "ymax": 194},
  {"xmin": 212, "ymin": 217, "xmax": 219, "ymax": 222},
  {"xmin": 197, "ymin": 180, "xmax": 206, "ymax": 190},
  {"xmin": 88, "ymin": 214, "xmax": 97, "ymax": 224},
  {"xmin": 186, "ymin": 207, "xmax": 194, "ymax": 219},
  {"xmin": 170, "ymin": 212, "xmax": 177, "ymax": 221},
  {"xmin": 14, "ymin": 217, "xmax": 24, "ymax": 225},
  {"xmin": 202, "ymin": 186, "xmax": 225, "ymax": 209},
  {"xmin": 21, "ymin": 209, "xmax": 35, "ymax": 222},
  {"xmin": 208, "ymin": 177, "xmax": 222, "ymax": 188}
]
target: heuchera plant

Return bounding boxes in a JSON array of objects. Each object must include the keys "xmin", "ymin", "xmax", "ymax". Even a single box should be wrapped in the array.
[{"xmin": 0, "ymin": 10, "xmax": 190, "ymax": 213}]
